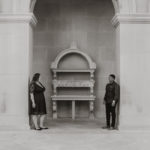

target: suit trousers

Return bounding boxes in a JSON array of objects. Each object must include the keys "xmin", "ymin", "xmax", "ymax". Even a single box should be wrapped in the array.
[{"xmin": 105, "ymin": 103, "xmax": 116, "ymax": 127}]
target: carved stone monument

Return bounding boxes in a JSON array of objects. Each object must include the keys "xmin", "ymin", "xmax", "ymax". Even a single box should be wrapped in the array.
[{"xmin": 51, "ymin": 42, "xmax": 96, "ymax": 120}]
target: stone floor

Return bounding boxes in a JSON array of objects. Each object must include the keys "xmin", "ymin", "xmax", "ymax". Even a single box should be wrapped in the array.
[{"xmin": 0, "ymin": 119, "xmax": 150, "ymax": 150}]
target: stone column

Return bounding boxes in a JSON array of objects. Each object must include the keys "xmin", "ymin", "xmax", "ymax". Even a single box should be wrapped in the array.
[
  {"xmin": 0, "ymin": 0, "xmax": 37, "ymax": 129},
  {"xmin": 112, "ymin": 0, "xmax": 150, "ymax": 130}
]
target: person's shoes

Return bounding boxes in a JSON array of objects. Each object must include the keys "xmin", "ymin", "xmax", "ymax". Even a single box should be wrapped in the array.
[
  {"xmin": 109, "ymin": 127, "xmax": 116, "ymax": 130},
  {"xmin": 102, "ymin": 126, "xmax": 110, "ymax": 129},
  {"xmin": 34, "ymin": 128, "xmax": 42, "ymax": 131},
  {"xmin": 40, "ymin": 127, "xmax": 48, "ymax": 130}
]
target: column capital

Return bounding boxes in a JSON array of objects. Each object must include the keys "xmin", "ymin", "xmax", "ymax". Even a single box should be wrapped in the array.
[
  {"xmin": 112, "ymin": 14, "xmax": 150, "ymax": 27},
  {"xmin": 0, "ymin": 13, "xmax": 37, "ymax": 26}
]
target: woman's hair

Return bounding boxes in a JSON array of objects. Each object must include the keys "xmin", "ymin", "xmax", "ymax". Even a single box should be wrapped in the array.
[{"xmin": 32, "ymin": 73, "xmax": 40, "ymax": 82}]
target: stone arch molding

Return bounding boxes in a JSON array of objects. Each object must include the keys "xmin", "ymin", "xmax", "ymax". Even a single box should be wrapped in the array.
[
  {"xmin": 0, "ymin": 0, "xmax": 150, "ymax": 14},
  {"xmin": 0, "ymin": 0, "xmax": 36, "ymax": 13},
  {"xmin": 30, "ymin": 0, "xmax": 37, "ymax": 12},
  {"xmin": 112, "ymin": 0, "xmax": 150, "ymax": 14},
  {"xmin": 51, "ymin": 43, "xmax": 96, "ymax": 70}
]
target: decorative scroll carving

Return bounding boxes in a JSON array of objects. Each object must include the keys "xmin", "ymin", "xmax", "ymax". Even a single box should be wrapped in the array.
[
  {"xmin": 52, "ymin": 79, "xmax": 95, "ymax": 95},
  {"xmin": 52, "ymin": 80, "xmax": 95, "ymax": 88}
]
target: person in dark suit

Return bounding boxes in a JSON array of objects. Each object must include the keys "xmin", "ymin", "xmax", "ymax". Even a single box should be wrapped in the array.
[
  {"xmin": 103, "ymin": 74, "xmax": 120, "ymax": 130},
  {"xmin": 29, "ymin": 73, "xmax": 48, "ymax": 130}
]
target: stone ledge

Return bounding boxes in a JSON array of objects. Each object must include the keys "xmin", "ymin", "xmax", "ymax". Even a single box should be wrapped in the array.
[
  {"xmin": 0, "ymin": 13, "xmax": 37, "ymax": 26},
  {"xmin": 112, "ymin": 14, "xmax": 150, "ymax": 27}
]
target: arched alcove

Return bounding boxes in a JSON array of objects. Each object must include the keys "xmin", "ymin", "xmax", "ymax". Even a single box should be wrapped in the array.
[
  {"xmin": 51, "ymin": 45, "xmax": 96, "ymax": 70},
  {"xmin": 32, "ymin": 0, "xmax": 116, "ymax": 126},
  {"xmin": 58, "ymin": 53, "xmax": 89, "ymax": 69}
]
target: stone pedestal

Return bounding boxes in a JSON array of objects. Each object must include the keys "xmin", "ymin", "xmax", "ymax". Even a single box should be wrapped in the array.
[
  {"xmin": 112, "ymin": 14, "xmax": 150, "ymax": 130},
  {"xmin": 0, "ymin": 13, "xmax": 37, "ymax": 129}
]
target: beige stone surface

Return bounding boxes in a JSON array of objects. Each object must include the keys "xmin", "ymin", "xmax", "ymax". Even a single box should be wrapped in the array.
[
  {"xmin": 114, "ymin": 19, "xmax": 150, "ymax": 129},
  {"xmin": 0, "ymin": 14, "xmax": 35, "ymax": 128},
  {"xmin": 0, "ymin": 120, "xmax": 150, "ymax": 150},
  {"xmin": 1, "ymin": 0, "xmax": 150, "ymax": 131}
]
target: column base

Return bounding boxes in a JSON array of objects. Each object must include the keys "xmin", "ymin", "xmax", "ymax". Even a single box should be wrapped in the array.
[
  {"xmin": 0, "ymin": 114, "xmax": 30, "ymax": 130},
  {"xmin": 118, "ymin": 114, "xmax": 150, "ymax": 131}
]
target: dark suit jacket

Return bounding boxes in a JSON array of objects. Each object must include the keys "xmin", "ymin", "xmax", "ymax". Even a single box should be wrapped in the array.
[{"xmin": 104, "ymin": 81, "xmax": 120, "ymax": 104}]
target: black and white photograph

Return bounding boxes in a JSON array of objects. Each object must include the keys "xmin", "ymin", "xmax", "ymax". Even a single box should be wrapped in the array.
[{"xmin": 0, "ymin": 0, "xmax": 150, "ymax": 150}]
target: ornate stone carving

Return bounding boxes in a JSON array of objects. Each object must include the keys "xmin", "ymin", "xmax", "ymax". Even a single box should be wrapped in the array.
[
  {"xmin": 51, "ymin": 43, "xmax": 96, "ymax": 70},
  {"xmin": 52, "ymin": 79, "xmax": 95, "ymax": 88},
  {"xmin": 51, "ymin": 43, "xmax": 96, "ymax": 120},
  {"xmin": 52, "ymin": 79, "xmax": 95, "ymax": 95}
]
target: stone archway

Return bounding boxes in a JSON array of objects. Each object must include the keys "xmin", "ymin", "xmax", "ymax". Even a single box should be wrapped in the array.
[
  {"xmin": 31, "ymin": 0, "xmax": 150, "ymax": 130},
  {"xmin": 0, "ymin": 0, "xmax": 150, "ymax": 130},
  {"xmin": 32, "ymin": 0, "xmax": 117, "ymax": 126}
]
